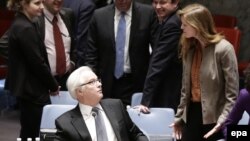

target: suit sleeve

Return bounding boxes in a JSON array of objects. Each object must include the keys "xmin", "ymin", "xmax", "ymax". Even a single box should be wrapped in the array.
[
  {"xmin": 118, "ymin": 100, "xmax": 148, "ymax": 141},
  {"xmin": 223, "ymin": 90, "xmax": 248, "ymax": 137},
  {"xmin": 66, "ymin": 9, "xmax": 78, "ymax": 68},
  {"xmin": 141, "ymin": 22, "xmax": 182, "ymax": 106},
  {"xmin": 76, "ymin": 1, "xmax": 95, "ymax": 67},
  {"xmin": 85, "ymin": 13, "xmax": 99, "ymax": 74}
]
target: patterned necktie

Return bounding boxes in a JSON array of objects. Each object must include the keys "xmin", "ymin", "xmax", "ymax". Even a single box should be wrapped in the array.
[
  {"xmin": 114, "ymin": 12, "xmax": 126, "ymax": 79},
  {"xmin": 52, "ymin": 16, "xmax": 66, "ymax": 76},
  {"xmin": 92, "ymin": 107, "xmax": 108, "ymax": 141}
]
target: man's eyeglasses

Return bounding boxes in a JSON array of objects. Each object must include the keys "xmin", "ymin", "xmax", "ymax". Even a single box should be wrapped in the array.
[{"xmin": 79, "ymin": 79, "xmax": 101, "ymax": 86}]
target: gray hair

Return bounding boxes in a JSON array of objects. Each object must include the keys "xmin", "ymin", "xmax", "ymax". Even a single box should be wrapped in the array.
[{"xmin": 66, "ymin": 66, "xmax": 94, "ymax": 99}]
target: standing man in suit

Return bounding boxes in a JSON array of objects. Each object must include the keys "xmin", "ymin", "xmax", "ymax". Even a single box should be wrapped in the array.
[
  {"xmin": 36, "ymin": 0, "xmax": 77, "ymax": 90},
  {"xmin": 63, "ymin": 0, "xmax": 95, "ymax": 67},
  {"xmin": 55, "ymin": 66, "xmax": 148, "ymax": 141},
  {"xmin": 138, "ymin": 0, "xmax": 182, "ymax": 113},
  {"xmin": 85, "ymin": 0, "xmax": 158, "ymax": 106}
]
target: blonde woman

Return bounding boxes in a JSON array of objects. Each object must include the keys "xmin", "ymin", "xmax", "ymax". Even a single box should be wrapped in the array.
[{"xmin": 171, "ymin": 3, "xmax": 238, "ymax": 141}]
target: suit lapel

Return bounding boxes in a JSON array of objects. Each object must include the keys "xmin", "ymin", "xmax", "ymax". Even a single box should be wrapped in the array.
[
  {"xmin": 71, "ymin": 106, "xmax": 92, "ymax": 141},
  {"xmin": 107, "ymin": 5, "xmax": 116, "ymax": 51},
  {"xmin": 60, "ymin": 9, "xmax": 73, "ymax": 38},
  {"xmin": 100, "ymin": 100, "xmax": 122, "ymax": 141},
  {"xmin": 37, "ymin": 15, "xmax": 45, "ymax": 40}
]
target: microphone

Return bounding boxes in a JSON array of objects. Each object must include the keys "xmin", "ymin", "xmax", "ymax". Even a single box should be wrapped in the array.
[{"xmin": 92, "ymin": 112, "xmax": 97, "ymax": 118}]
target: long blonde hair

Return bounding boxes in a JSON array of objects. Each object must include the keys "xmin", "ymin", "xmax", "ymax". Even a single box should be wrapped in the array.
[{"xmin": 178, "ymin": 3, "xmax": 223, "ymax": 59}]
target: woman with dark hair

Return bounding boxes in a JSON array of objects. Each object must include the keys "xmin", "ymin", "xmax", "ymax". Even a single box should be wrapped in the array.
[
  {"xmin": 171, "ymin": 3, "xmax": 238, "ymax": 141},
  {"xmin": 6, "ymin": 0, "xmax": 59, "ymax": 140}
]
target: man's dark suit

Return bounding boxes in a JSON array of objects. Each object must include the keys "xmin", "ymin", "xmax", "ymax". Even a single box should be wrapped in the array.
[
  {"xmin": 36, "ymin": 8, "xmax": 77, "ymax": 90},
  {"xmin": 63, "ymin": 0, "xmax": 95, "ymax": 66},
  {"xmin": 55, "ymin": 99, "xmax": 148, "ymax": 141},
  {"xmin": 85, "ymin": 2, "xmax": 158, "ymax": 104},
  {"xmin": 141, "ymin": 11, "xmax": 182, "ymax": 112}
]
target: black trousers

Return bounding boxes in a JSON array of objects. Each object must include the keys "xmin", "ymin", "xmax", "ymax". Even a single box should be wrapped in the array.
[
  {"xmin": 182, "ymin": 102, "xmax": 224, "ymax": 141},
  {"xmin": 111, "ymin": 73, "xmax": 135, "ymax": 106},
  {"xmin": 19, "ymin": 98, "xmax": 44, "ymax": 141}
]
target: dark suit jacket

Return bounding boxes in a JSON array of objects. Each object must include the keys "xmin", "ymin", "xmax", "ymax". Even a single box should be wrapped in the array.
[
  {"xmin": 55, "ymin": 99, "xmax": 148, "ymax": 141},
  {"xmin": 94, "ymin": 0, "xmax": 113, "ymax": 9},
  {"xmin": 6, "ymin": 12, "xmax": 58, "ymax": 104},
  {"xmin": 63, "ymin": 0, "xmax": 95, "ymax": 67},
  {"xmin": 36, "ymin": 8, "xmax": 77, "ymax": 70},
  {"xmin": 141, "ymin": 12, "xmax": 182, "ymax": 111},
  {"xmin": 85, "ymin": 2, "xmax": 158, "ymax": 98}
]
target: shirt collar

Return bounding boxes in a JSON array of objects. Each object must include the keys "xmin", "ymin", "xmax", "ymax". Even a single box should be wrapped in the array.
[
  {"xmin": 115, "ymin": 3, "xmax": 132, "ymax": 18},
  {"xmin": 79, "ymin": 103, "xmax": 102, "ymax": 117},
  {"xmin": 43, "ymin": 8, "xmax": 59, "ymax": 22}
]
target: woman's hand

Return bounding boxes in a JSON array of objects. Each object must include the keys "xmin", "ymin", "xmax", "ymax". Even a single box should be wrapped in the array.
[
  {"xmin": 203, "ymin": 123, "xmax": 222, "ymax": 139},
  {"xmin": 170, "ymin": 122, "xmax": 183, "ymax": 140}
]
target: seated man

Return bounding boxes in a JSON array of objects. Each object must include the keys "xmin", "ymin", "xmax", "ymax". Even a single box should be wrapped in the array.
[{"xmin": 54, "ymin": 66, "xmax": 148, "ymax": 141}]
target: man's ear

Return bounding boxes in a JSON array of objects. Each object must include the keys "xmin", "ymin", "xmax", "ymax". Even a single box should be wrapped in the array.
[{"xmin": 75, "ymin": 87, "xmax": 84, "ymax": 96}]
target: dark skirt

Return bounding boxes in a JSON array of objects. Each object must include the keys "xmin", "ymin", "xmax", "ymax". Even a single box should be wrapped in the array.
[{"xmin": 181, "ymin": 102, "xmax": 224, "ymax": 141}]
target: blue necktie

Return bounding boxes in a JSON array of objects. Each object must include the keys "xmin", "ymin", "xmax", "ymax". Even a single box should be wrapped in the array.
[
  {"xmin": 114, "ymin": 12, "xmax": 126, "ymax": 79},
  {"xmin": 92, "ymin": 107, "xmax": 108, "ymax": 141}
]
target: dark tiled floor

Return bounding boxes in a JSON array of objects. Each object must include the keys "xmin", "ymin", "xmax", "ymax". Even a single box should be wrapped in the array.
[{"xmin": 0, "ymin": 109, "xmax": 20, "ymax": 141}]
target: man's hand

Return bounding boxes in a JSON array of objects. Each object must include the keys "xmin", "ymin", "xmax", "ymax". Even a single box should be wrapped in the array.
[
  {"xmin": 134, "ymin": 105, "xmax": 150, "ymax": 114},
  {"xmin": 49, "ymin": 86, "xmax": 61, "ymax": 96}
]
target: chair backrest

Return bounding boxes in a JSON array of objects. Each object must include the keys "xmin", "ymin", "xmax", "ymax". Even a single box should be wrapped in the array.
[
  {"xmin": 216, "ymin": 27, "xmax": 241, "ymax": 57},
  {"xmin": 213, "ymin": 14, "xmax": 237, "ymax": 28},
  {"xmin": 40, "ymin": 104, "xmax": 75, "ymax": 129},
  {"xmin": 50, "ymin": 91, "xmax": 78, "ymax": 105},
  {"xmin": 127, "ymin": 107, "xmax": 175, "ymax": 141},
  {"xmin": 238, "ymin": 111, "xmax": 250, "ymax": 125},
  {"xmin": 0, "ymin": 9, "xmax": 15, "ymax": 37},
  {"xmin": 131, "ymin": 92, "xmax": 143, "ymax": 107}
]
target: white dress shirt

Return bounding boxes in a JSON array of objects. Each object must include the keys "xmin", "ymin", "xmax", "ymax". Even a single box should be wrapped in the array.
[
  {"xmin": 79, "ymin": 103, "xmax": 117, "ymax": 141},
  {"xmin": 114, "ymin": 6, "xmax": 132, "ymax": 73},
  {"xmin": 43, "ymin": 8, "xmax": 71, "ymax": 76}
]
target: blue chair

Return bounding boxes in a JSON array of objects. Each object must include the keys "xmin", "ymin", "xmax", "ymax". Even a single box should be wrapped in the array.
[
  {"xmin": 0, "ymin": 79, "xmax": 16, "ymax": 113},
  {"xmin": 131, "ymin": 92, "xmax": 143, "ymax": 107},
  {"xmin": 50, "ymin": 91, "xmax": 77, "ymax": 105},
  {"xmin": 127, "ymin": 107, "xmax": 175, "ymax": 141},
  {"xmin": 40, "ymin": 104, "xmax": 75, "ymax": 140}
]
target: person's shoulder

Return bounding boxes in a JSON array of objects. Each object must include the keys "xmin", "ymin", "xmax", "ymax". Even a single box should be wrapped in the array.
[
  {"xmin": 163, "ymin": 12, "xmax": 181, "ymax": 27},
  {"xmin": 216, "ymin": 38, "xmax": 232, "ymax": 47},
  {"xmin": 95, "ymin": 4, "xmax": 113, "ymax": 14},
  {"xmin": 134, "ymin": 1, "xmax": 153, "ymax": 10},
  {"xmin": 101, "ymin": 98, "xmax": 122, "ymax": 104},
  {"xmin": 239, "ymin": 89, "xmax": 250, "ymax": 99},
  {"xmin": 214, "ymin": 39, "xmax": 234, "ymax": 54},
  {"xmin": 60, "ymin": 7, "xmax": 74, "ymax": 16},
  {"xmin": 9, "ymin": 14, "xmax": 34, "ymax": 35},
  {"xmin": 56, "ymin": 107, "xmax": 76, "ymax": 122}
]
